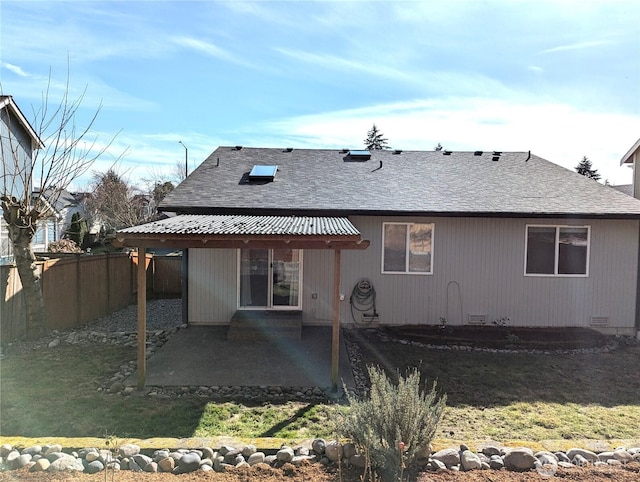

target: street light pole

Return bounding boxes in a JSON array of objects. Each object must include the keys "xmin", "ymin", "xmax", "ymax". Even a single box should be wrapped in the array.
[{"xmin": 178, "ymin": 141, "xmax": 188, "ymax": 178}]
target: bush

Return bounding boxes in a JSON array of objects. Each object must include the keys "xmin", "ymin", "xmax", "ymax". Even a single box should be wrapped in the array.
[
  {"xmin": 340, "ymin": 365, "xmax": 446, "ymax": 481},
  {"xmin": 66, "ymin": 212, "xmax": 88, "ymax": 248},
  {"xmin": 48, "ymin": 239, "xmax": 82, "ymax": 253}
]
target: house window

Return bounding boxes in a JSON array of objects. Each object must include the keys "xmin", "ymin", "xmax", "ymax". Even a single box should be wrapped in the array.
[
  {"xmin": 382, "ymin": 222, "xmax": 433, "ymax": 274},
  {"xmin": 525, "ymin": 225, "xmax": 590, "ymax": 276}
]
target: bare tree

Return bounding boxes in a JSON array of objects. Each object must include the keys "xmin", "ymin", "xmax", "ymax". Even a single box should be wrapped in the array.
[{"xmin": 1, "ymin": 75, "xmax": 117, "ymax": 338}]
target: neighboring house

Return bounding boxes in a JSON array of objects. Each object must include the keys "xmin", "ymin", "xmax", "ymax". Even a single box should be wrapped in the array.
[
  {"xmin": 611, "ymin": 184, "xmax": 633, "ymax": 197},
  {"xmin": 0, "ymin": 96, "xmax": 44, "ymax": 264},
  {"xmin": 620, "ymin": 137, "xmax": 640, "ymax": 199},
  {"xmin": 31, "ymin": 188, "xmax": 85, "ymax": 252},
  {"xmin": 116, "ymin": 146, "xmax": 640, "ymax": 339}
]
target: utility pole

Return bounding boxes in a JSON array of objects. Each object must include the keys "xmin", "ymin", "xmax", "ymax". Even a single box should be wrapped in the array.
[{"xmin": 179, "ymin": 140, "xmax": 188, "ymax": 178}]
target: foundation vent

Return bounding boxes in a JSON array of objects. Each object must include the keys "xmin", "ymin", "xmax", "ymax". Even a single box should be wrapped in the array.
[
  {"xmin": 468, "ymin": 314, "xmax": 487, "ymax": 325},
  {"xmin": 590, "ymin": 316, "xmax": 609, "ymax": 326}
]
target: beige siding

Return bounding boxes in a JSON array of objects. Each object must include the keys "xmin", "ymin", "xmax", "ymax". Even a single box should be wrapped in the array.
[
  {"xmin": 301, "ymin": 250, "xmax": 334, "ymax": 324},
  {"xmin": 187, "ymin": 217, "xmax": 639, "ymax": 335},
  {"xmin": 339, "ymin": 216, "xmax": 638, "ymax": 334},
  {"xmin": 189, "ymin": 248, "xmax": 237, "ymax": 324}
]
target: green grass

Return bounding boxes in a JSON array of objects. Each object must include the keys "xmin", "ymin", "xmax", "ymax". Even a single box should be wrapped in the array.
[
  {"xmin": 348, "ymin": 329, "xmax": 640, "ymax": 442},
  {"xmin": 2, "ymin": 333, "xmax": 640, "ymax": 445},
  {"xmin": 0, "ymin": 344, "xmax": 340, "ymax": 440}
]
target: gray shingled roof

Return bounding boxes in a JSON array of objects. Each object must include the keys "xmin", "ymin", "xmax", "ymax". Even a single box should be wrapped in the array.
[
  {"xmin": 119, "ymin": 214, "xmax": 361, "ymax": 237},
  {"xmin": 159, "ymin": 147, "xmax": 640, "ymax": 218}
]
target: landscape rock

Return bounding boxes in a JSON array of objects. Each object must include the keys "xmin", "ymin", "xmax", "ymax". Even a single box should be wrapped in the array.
[
  {"xmin": 432, "ymin": 448, "xmax": 460, "ymax": 468},
  {"xmin": 119, "ymin": 444, "xmax": 141, "ymax": 458},
  {"xmin": 503, "ymin": 448, "xmax": 536, "ymax": 471},
  {"xmin": 459, "ymin": 449, "xmax": 482, "ymax": 471},
  {"xmin": 312, "ymin": 438, "xmax": 326, "ymax": 455},
  {"xmin": 177, "ymin": 451, "xmax": 201, "ymax": 473},
  {"xmin": 276, "ymin": 447, "xmax": 294, "ymax": 463},
  {"xmin": 158, "ymin": 456, "xmax": 175, "ymax": 472},
  {"xmin": 324, "ymin": 441, "xmax": 342, "ymax": 462},
  {"xmin": 343, "ymin": 442, "xmax": 357, "ymax": 459},
  {"xmin": 566, "ymin": 448, "xmax": 598, "ymax": 463},
  {"xmin": 248, "ymin": 452, "xmax": 266, "ymax": 466},
  {"xmin": 30, "ymin": 458, "xmax": 51, "ymax": 472},
  {"xmin": 489, "ymin": 455, "xmax": 504, "ymax": 470},
  {"xmin": 48, "ymin": 456, "xmax": 84, "ymax": 472},
  {"xmin": 84, "ymin": 460, "xmax": 104, "ymax": 474}
]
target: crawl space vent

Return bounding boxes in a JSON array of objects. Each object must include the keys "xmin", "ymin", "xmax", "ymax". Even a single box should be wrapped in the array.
[
  {"xmin": 468, "ymin": 314, "xmax": 487, "ymax": 325},
  {"xmin": 590, "ymin": 316, "xmax": 609, "ymax": 326}
]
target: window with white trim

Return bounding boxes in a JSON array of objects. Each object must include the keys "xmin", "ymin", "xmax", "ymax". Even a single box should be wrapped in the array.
[
  {"xmin": 525, "ymin": 225, "xmax": 590, "ymax": 276},
  {"xmin": 382, "ymin": 222, "xmax": 433, "ymax": 274}
]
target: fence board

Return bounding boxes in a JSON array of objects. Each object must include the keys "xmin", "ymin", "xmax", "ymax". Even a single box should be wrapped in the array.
[{"xmin": 0, "ymin": 253, "xmax": 182, "ymax": 343}]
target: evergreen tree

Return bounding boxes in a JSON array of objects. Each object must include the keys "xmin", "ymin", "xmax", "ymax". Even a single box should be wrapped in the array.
[
  {"xmin": 66, "ymin": 211, "xmax": 88, "ymax": 248},
  {"xmin": 364, "ymin": 124, "xmax": 390, "ymax": 150},
  {"xmin": 575, "ymin": 156, "xmax": 601, "ymax": 181}
]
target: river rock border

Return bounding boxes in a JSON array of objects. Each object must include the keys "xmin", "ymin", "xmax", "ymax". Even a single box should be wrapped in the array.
[{"xmin": 1, "ymin": 441, "xmax": 639, "ymax": 476}]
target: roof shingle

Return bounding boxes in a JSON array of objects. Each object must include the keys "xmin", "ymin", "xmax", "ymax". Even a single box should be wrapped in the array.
[{"xmin": 159, "ymin": 147, "xmax": 640, "ymax": 218}]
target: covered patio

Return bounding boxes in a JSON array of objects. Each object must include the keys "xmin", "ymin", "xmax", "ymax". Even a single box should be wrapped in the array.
[
  {"xmin": 114, "ymin": 214, "xmax": 369, "ymax": 391},
  {"xmin": 123, "ymin": 325, "xmax": 355, "ymax": 389}
]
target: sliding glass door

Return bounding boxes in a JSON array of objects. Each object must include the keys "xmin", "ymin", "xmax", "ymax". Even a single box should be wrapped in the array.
[{"xmin": 239, "ymin": 249, "xmax": 302, "ymax": 309}]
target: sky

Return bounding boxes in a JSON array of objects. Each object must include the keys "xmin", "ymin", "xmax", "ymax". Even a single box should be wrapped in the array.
[{"xmin": 1, "ymin": 0, "xmax": 639, "ymax": 190}]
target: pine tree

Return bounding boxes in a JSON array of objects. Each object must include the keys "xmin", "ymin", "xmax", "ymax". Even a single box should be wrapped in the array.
[
  {"xmin": 575, "ymin": 156, "xmax": 601, "ymax": 181},
  {"xmin": 364, "ymin": 124, "xmax": 390, "ymax": 150}
]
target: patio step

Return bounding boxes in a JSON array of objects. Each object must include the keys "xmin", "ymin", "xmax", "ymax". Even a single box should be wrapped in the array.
[{"xmin": 227, "ymin": 310, "xmax": 302, "ymax": 341}]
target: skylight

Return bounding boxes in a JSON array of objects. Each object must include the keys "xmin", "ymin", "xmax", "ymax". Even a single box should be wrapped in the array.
[
  {"xmin": 249, "ymin": 165, "xmax": 278, "ymax": 181},
  {"xmin": 344, "ymin": 150, "xmax": 371, "ymax": 161}
]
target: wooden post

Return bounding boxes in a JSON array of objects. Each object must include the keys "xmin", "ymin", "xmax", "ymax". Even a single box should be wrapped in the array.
[
  {"xmin": 331, "ymin": 249, "xmax": 341, "ymax": 391},
  {"xmin": 137, "ymin": 246, "xmax": 147, "ymax": 390}
]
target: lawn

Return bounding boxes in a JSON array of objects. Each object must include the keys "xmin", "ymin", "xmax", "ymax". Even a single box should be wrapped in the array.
[
  {"xmin": 1, "ymin": 329, "xmax": 639, "ymax": 447},
  {"xmin": 348, "ymin": 328, "xmax": 640, "ymax": 443}
]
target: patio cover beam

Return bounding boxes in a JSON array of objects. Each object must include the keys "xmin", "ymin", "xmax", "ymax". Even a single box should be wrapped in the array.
[{"xmin": 114, "ymin": 236, "xmax": 368, "ymax": 251}]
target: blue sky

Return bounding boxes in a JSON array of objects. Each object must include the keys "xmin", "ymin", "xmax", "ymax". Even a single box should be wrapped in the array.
[{"xmin": 1, "ymin": 0, "xmax": 639, "ymax": 189}]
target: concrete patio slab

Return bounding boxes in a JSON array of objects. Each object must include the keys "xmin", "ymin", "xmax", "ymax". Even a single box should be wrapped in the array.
[{"xmin": 125, "ymin": 326, "xmax": 355, "ymax": 389}]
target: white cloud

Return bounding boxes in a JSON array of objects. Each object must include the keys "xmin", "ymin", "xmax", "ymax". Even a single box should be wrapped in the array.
[
  {"xmin": 538, "ymin": 40, "xmax": 614, "ymax": 55},
  {"xmin": 262, "ymin": 97, "xmax": 639, "ymax": 185},
  {"xmin": 2, "ymin": 63, "xmax": 29, "ymax": 77},
  {"xmin": 171, "ymin": 36, "xmax": 254, "ymax": 68}
]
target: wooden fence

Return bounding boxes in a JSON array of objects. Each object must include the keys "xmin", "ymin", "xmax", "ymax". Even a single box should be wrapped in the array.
[{"xmin": 1, "ymin": 253, "xmax": 182, "ymax": 343}]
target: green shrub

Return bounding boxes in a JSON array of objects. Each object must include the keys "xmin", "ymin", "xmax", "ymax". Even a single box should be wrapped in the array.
[
  {"xmin": 66, "ymin": 212, "xmax": 88, "ymax": 248},
  {"xmin": 340, "ymin": 365, "xmax": 446, "ymax": 481}
]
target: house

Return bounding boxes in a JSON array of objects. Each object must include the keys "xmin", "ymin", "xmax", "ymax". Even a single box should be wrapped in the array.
[
  {"xmin": 620, "ymin": 137, "xmax": 640, "ymax": 199},
  {"xmin": 30, "ymin": 188, "xmax": 85, "ymax": 252},
  {"xmin": 115, "ymin": 146, "xmax": 640, "ymax": 387},
  {"xmin": 0, "ymin": 96, "xmax": 44, "ymax": 264}
]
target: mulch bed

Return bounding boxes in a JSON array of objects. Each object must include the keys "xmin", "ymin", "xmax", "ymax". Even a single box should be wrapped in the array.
[{"xmin": 382, "ymin": 325, "xmax": 612, "ymax": 350}]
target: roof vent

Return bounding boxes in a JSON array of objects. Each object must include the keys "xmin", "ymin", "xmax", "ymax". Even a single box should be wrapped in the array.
[
  {"xmin": 340, "ymin": 148, "xmax": 349, "ymax": 153},
  {"xmin": 344, "ymin": 150, "xmax": 371, "ymax": 162},
  {"xmin": 393, "ymin": 149, "xmax": 403, "ymax": 155},
  {"xmin": 492, "ymin": 151, "xmax": 502, "ymax": 156},
  {"xmin": 474, "ymin": 151, "xmax": 483, "ymax": 156},
  {"xmin": 284, "ymin": 147, "xmax": 293, "ymax": 152},
  {"xmin": 443, "ymin": 150, "xmax": 452, "ymax": 156},
  {"xmin": 248, "ymin": 165, "xmax": 277, "ymax": 181},
  {"xmin": 234, "ymin": 145, "xmax": 243, "ymax": 151},
  {"xmin": 492, "ymin": 156, "xmax": 500, "ymax": 161}
]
